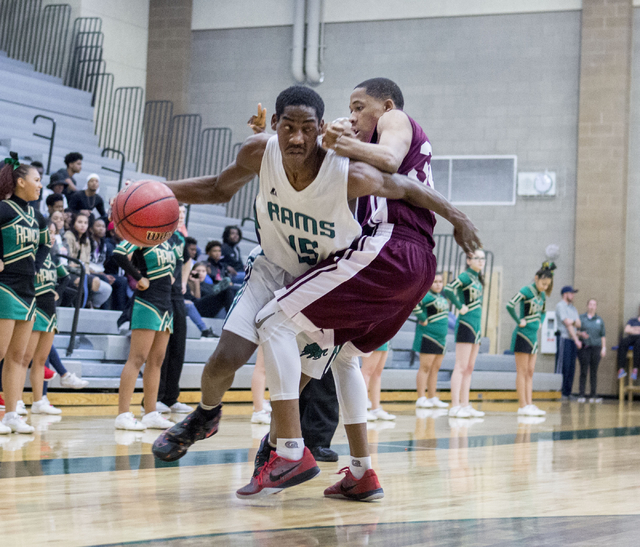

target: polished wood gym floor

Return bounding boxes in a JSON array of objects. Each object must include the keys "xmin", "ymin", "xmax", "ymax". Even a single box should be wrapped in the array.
[{"xmin": 2, "ymin": 400, "xmax": 640, "ymax": 546}]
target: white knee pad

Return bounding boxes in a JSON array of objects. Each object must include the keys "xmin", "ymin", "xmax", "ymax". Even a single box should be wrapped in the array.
[
  {"xmin": 256, "ymin": 299, "xmax": 304, "ymax": 401},
  {"xmin": 332, "ymin": 351, "xmax": 368, "ymax": 425}
]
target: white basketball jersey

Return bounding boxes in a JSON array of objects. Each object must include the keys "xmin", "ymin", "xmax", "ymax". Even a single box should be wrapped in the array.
[{"xmin": 255, "ymin": 135, "xmax": 362, "ymax": 278}]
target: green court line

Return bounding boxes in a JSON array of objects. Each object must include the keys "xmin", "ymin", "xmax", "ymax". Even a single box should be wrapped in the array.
[
  {"xmin": 89, "ymin": 515, "xmax": 640, "ymax": 547},
  {"xmin": 1, "ymin": 425, "xmax": 639, "ymax": 480}
]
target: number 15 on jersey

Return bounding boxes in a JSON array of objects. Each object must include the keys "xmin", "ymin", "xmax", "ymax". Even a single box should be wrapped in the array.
[{"xmin": 288, "ymin": 235, "xmax": 319, "ymax": 265}]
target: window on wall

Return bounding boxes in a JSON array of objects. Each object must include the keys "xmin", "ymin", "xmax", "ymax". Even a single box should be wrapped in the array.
[{"xmin": 431, "ymin": 156, "xmax": 517, "ymax": 205}]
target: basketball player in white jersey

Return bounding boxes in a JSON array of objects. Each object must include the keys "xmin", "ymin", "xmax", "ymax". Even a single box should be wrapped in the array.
[
  {"xmin": 153, "ymin": 86, "xmax": 480, "ymax": 499},
  {"xmin": 241, "ymin": 79, "xmax": 479, "ymax": 499}
]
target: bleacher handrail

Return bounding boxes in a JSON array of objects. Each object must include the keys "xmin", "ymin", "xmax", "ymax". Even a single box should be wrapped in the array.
[
  {"xmin": 32, "ymin": 114, "xmax": 56, "ymax": 174},
  {"xmin": 101, "ymin": 148, "xmax": 125, "ymax": 191},
  {"xmin": 54, "ymin": 253, "xmax": 85, "ymax": 356}
]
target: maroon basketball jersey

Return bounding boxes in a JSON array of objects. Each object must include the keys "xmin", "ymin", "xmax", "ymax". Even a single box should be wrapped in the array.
[{"xmin": 356, "ymin": 114, "xmax": 436, "ymax": 246}]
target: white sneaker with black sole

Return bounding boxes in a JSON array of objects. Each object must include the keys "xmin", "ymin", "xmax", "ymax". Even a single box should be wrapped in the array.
[
  {"xmin": 115, "ymin": 412, "xmax": 146, "ymax": 431},
  {"xmin": 31, "ymin": 399, "xmax": 62, "ymax": 415},
  {"xmin": 141, "ymin": 411, "xmax": 175, "ymax": 430},
  {"xmin": 2, "ymin": 413, "xmax": 35, "ymax": 434}
]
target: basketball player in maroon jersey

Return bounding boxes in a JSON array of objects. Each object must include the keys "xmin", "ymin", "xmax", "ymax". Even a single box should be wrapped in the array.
[{"xmin": 246, "ymin": 78, "xmax": 473, "ymax": 499}]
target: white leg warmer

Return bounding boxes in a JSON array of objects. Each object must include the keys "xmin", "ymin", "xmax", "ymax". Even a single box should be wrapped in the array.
[
  {"xmin": 332, "ymin": 348, "xmax": 368, "ymax": 425},
  {"xmin": 256, "ymin": 299, "xmax": 304, "ymax": 401}
]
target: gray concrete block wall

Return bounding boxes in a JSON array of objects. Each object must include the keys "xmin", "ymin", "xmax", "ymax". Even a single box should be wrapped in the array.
[{"xmin": 189, "ymin": 11, "xmax": 581, "ymax": 372}]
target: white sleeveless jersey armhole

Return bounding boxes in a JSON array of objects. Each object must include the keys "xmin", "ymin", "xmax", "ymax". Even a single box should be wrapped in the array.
[{"xmin": 255, "ymin": 135, "xmax": 361, "ymax": 278}]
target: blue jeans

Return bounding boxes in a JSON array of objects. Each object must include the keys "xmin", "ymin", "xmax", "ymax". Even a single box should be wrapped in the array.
[
  {"xmin": 185, "ymin": 301, "xmax": 207, "ymax": 332},
  {"xmin": 558, "ymin": 338, "xmax": 578, "ymax": 397},
  {"xmin": 42, "ymin": 346, "xmax": 69, "ymax": 396}
]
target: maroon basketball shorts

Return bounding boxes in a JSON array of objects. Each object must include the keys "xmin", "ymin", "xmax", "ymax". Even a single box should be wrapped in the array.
[{"xmin": 275, "ymin": 223, "xmax": 436, "ymax": 355}]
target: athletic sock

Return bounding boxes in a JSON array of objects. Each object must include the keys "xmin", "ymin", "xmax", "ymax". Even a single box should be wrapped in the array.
[
  {"xmin": 350, "ymin": 456, "xmax": 372, "ymax": 480},
  {"xmin": 276, "ymin": 437, "xmax": 304, "ymax": 461},
  {"xmin": 268, "ymin": 435, "xmax": 277, "ymax": 449},
  {"xmin": 198, "ymin": 402, "xmax": 221, "ymax": 419}
]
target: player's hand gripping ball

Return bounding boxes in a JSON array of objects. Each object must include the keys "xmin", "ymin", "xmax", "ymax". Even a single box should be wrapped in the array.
[{"xmin": 111, "ymin": 180, "xmax": 179, "ymax": 247}]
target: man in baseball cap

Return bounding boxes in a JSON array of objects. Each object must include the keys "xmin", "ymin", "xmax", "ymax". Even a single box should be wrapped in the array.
[
  {"xmin": 561, "ymin": 286, "xmax": 578, "ymax": 295},
  {"xmin": 556, "ymin": 284, "xmax": 581, "ymax": 399}
]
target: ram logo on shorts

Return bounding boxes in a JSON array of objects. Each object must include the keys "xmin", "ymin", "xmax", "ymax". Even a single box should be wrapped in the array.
[{"xmin": 300, "ymin": 343, "xmax": 328, "ymax": 360}]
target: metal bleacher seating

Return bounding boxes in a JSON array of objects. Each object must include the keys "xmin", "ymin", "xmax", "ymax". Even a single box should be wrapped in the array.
[{"xmin": 2, "ymin": 49, "xmax": 561, "ymax": 394}]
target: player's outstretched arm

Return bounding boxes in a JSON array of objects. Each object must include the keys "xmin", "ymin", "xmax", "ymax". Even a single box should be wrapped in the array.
[
  {"xmin": 347, "ymin": 161, "xmax": 482, "ymax": 255},
  {"xmin": 323, "ymin": 110, "xmax": 412, "ymax": 173},
  {"xmin": 164, "ymin": 133, "xmax": 269, "ymax": 204}
]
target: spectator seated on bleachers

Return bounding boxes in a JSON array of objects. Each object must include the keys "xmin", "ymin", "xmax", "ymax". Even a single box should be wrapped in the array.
[
  {"xmin": 90, "ymin": 218, "xmax": 128, "ymax": 311},
  {"xmin": 221, "ymin": 225, "xmax": 245, "ymax": 286},
  {"xmin": 50, "ymin": 151, "xmax": 83, "ymax": 194},
  {"xmin": 47, "ymin": 216, "xmax": 67, "ymax": 261},
  {"xmin": 184, "ymin": 236, "xmax": 199, "ymax": 263},
  {"xmin": 44, "ymin": 193, "xmax": 65, "ymax": 218},
  {"xmin": 187, "ymin": 260, "xmax": 233, "ymax": 319},
  {"xmin": 617, "ymin": 305, "xmax": 640, "ymax": 381},
  {"xmin": 41, "ymin": 179, "xmax": 68, "ymax": 216},
  {"xmin": 67, "ymin": 173, "xmax": 106, "ymax": 222},
  {"xmin": 63, "ymin": 212, "xmax": 112, "ymax": 309}
]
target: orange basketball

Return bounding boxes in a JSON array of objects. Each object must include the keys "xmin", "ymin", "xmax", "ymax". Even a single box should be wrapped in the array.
[{"xmin": 111, "ymin": 180, "xmax": 179, "ymax": 247}]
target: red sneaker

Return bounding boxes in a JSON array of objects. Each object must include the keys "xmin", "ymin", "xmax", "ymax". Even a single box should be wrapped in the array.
[
  {"xmin": 324, "ymin": 467, "xmax": 384, "ymax": 501},
  {"xmin": 0, "ymin": 394, "xmax": 4, "ymax": 409},
  {"xmin": 236, "ymin": 447, "xmax": 320, "ymax": 499},
  {"xmin": 44, "ymin": 367, "xmax": 57, "ymax": 381}
]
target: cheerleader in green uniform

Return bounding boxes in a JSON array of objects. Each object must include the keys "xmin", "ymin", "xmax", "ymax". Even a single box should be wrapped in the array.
[
  {"xmin": 507, "ymin": 262, "xmax": 555, "ymax": 417},
  {"xmin": 113, "ymin": 239, "xmax": 181, "ymax": 431},
  {"xmin": 444, "ymin": 249, "xmax": 486, "ymax": 419},
  {"xmin": 20, "ymin": 250, "xmax": 69, "ymax": 416},
  {"xmin": 361, "ymin": 342, "xmax": 395, "ymax": 421},
  {"xmin": 0, "ymin": 153, "xmax": 48, "ymax": 434},
  {"xmin": 413, "ymin": 273, "xmax": 451, "ymax": 409}
]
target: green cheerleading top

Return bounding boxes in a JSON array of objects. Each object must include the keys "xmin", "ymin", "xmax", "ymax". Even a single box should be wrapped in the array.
[
  {"xmin": 113, "ymin": 239, "xmax": 179, "ymax": 332},
  {"xmin": 113, "ymin": 240, "xmax": 178, "ymax": 283},
  {"xmin": 412, "ymin": 290, "xmax": 450, "ymax": 351},
  {"xmin": 0, "ymin": 195, "xmax": 51, "ymax": 295},
  {"xmin": 444, "ymin": 268, "xmax": 483, "ymax": 333},
  {"xmin": 506, "ymin": 283, "xmax": 546, "ymax": 352},
  {"xmin": 35, "ymin": 254, "xmax": 69, "ymax": 297}
]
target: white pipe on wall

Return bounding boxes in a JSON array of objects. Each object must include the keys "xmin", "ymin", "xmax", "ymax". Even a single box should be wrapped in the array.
[
  {"xmin": 291, "ymin": 0, "xmax": 306, "ymax": 83},
  {"xmin": 305, "ymin": 0, "xmax": 324, "ymax": 84}
]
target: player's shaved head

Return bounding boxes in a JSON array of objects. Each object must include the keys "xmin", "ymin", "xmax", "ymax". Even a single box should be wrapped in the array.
[
  {"xmin": 355, "ymin": 78, "xmax": 404, "ymax": 110},
  {"xmin": 275, "ymin": 86, "xmax": 325, "ymax": 121}
]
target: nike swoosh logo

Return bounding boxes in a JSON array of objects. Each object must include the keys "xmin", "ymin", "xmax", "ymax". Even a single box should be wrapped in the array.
[
  {"xmin": 255, "ymin": 312, "xmax": 275, "ymax": 329},
  {"xmin": 269, "ymin": 462, "xmax": 302, "ymax": 482},
  {"xmin": 341, "ymin": 483, "xmax": 358, "ymax": 492}
]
